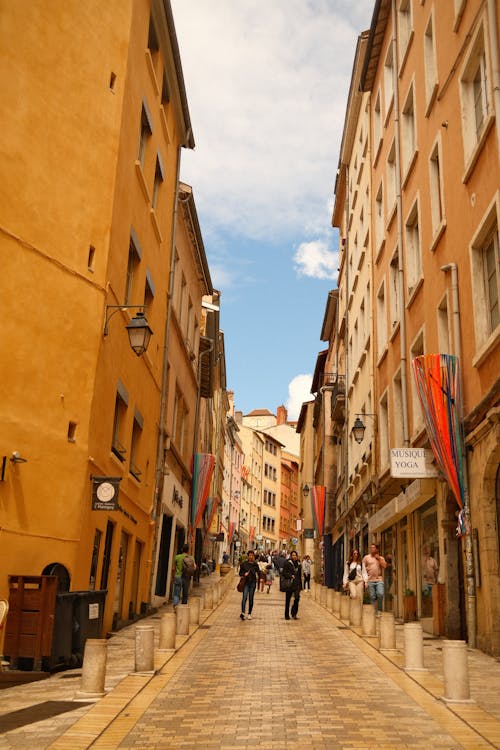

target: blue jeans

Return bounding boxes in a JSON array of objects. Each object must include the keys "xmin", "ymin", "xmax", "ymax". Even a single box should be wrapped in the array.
[
  {"xmin": 241, "ymin": 582, "xmax": 256, "ymax": 615},
  {"xmin": 173, "ymin": 575, "xmax": 190, "ymax": 606},
  {"xmin": 368, "ymin": 580, "xmax": 384, "ymax": 611}
]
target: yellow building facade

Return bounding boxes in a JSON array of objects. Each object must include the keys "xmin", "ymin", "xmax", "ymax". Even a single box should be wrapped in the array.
[{"xmin": 0, "ymin": 0, "xmax": 195, "ymax": 643}]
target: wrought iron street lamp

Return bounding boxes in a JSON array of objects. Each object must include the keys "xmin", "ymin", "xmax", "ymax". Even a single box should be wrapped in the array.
[{"xmin": 104, "ymin": 305, "xmax": 153, "ymax": 356}]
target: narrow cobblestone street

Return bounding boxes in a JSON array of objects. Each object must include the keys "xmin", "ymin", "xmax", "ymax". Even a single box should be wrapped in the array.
[{"xmin": 2, "ymin": 575, "xmax": 499, "ymax": 750}]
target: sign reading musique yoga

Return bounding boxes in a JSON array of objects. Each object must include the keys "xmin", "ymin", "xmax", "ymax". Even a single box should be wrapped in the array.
[{"xmin": 390, "ymin": 448, "xmax": 440, "ymax": 478}]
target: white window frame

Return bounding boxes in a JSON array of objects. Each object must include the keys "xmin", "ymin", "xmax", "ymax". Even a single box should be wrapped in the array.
[
  {"xmin": 424, "ymin": 10, "xmax": 438, "ymax": 115},
  {"xmin": 404, "ymin": 198, "xmax": 422, "ymax": 298},
  {"xmin": 470, "ymin": 193, "xmax": 500, "ymax": 360}
]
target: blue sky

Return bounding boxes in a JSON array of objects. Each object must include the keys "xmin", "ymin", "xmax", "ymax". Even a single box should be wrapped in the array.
[{"xmin": 171, "ymin": 0, "xmax": 374, "ymax": 419}]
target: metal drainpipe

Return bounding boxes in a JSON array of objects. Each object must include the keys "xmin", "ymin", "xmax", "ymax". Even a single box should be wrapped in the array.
[
  {"xmin": 149, "ymin": 143, "xmax": 183, "ymax": 602},
  {"xmin": 440, "ymin": 262, "xmax": 476, "ymax": 648},
  {"xmin": 488, "ymin": 0, "xmax": 500, "ymax": 153},
  {"xmin": 391, "ymin": 0, "xmax": 410, "ymax": 447}
]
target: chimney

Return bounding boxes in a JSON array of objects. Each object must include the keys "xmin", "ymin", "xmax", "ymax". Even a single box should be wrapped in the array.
[
  {"xmin": 235, "ymin": 410, "xmax": 243, "ymax": 425},
  {"xmin": 276, "ymin": 405, "xmax": 287, "ymax": 425}
]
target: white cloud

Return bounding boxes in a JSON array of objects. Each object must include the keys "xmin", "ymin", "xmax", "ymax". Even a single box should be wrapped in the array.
[
  {"xmin": 293, "ymin": 239, "xmax": 338, "ymax": 280},
  {"xmin": 172, "ymin": 0, "xmax": 374, "ymax": 243},
  {"xmin": 286, "ymin": 374, "xmax": 313, "ymax": 421}
]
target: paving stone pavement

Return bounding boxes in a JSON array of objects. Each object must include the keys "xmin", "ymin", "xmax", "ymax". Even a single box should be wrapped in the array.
[{"xmin": 1, "ymin": 575, "xmax": 499, "ymax": 750}]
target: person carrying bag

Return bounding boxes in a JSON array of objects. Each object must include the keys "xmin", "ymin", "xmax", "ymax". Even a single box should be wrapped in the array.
[{"xmin": 281, "ymin": 551, "xmax": 302, "ymax": 620}]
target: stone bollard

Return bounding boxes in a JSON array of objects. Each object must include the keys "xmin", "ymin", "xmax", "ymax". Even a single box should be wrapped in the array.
[
  {"xmin": 404, "ymin": 622, "xmax": 426, "ymax": 671},
  {"xmin": 326, "ymin": 588, "xmax": 334, "ymax": 612},
  {"xmin": 340, "ymin": 593, "xmax": 350, "ymax": 622},
  {"xmin": 176, "ymin": 604, "xmax": 190, "ymax": 636},
  {"xmin": 379, "ymin": 611, "xmax": 397, "ymax": 650},
  {"xmin": 135, "ymin": 624, "xmax": 154, "ymax": 673},
  {"xmin": 159, "ymin": 612, "xmax": 176, "ymax": 650},
  {"xmin": 362, "ymin": 603, "xmax": 377, "ymax": 636},
  {"xmin": 442, "ymin": 640, "xmax": 474, "ymax": 703},
  {"xmin": 213, "ymin": 584, "xmax": 220, "ymax": 605},
  {"xmin": 189, "ymin": 597, "xmax": 201, "ymax": 626},
  {"xmin": 349, "ymin": 596, "xmax": 362, "ymax": 627},
  {"xmin": 204, "ymin": 587, "xmax": 213, "ymax": 610},
  {"xmin": 320, "ymin": 586, "xmax": 327, "ymax": 606},
  {"xmin": 76, "ymin": 638, "xmax": 107, "ymax": 699},
  {"xmin": 333, "ymin": 591, "xmax": 341, "ymax": 615}
]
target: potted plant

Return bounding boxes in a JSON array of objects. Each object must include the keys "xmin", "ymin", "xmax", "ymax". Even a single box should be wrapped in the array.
[{"xmin": 403, "ymin": 588, "xmax": 417, "ymax": 621}]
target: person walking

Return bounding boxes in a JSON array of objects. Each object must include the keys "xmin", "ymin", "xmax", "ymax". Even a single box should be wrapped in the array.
[
  {"xmin": 257, "ymin": 554, "xmax": 267, "ymax": 592},
  {"xmin": 173, "ymin": 543, "xmax": 196, "ymax": 608},
  {"xmin": 265, "ymin": 563, "xmax": 274, "ymax": 593},
  {"xmin": 342, "ymin": 549, "xmax": 367, "ymax": 600},
  {"xmin": 301, "ymin": 554, "xmax": 312, "ymax": 592},
  {"xmin": 362, "ymin": 544, "xmax": 387, "ymax": 613},
  {"xmin": 238, "ymin": 549, "xmax": 260, "ymax": 620},
  {"xmin": 282, "ymin": 550, "xmax": 302, "ymax": 620}
]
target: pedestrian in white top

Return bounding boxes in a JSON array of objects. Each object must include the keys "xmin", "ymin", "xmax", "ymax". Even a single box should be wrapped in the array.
[{"xmin": 342, "ymin": 549, "xmax": 367, "ymax": 600}]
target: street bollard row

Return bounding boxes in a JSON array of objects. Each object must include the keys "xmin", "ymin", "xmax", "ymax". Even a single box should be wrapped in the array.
[
  {"xmin": 77, "ymin": 573, "xmax": 232, "ymax": 699},
  {"xmin": 314, "ymin": 583, "xmax": 474, "ymax": 704}
]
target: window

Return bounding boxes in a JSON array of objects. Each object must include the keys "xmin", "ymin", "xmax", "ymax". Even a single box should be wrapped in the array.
[
  {"xmin": 130, "ymin": 411, "xmax": 143, "ymax": 481},
  {"xmin": 393, "ymin": 370, "xmax": 404, "ymax": 448},
  {"xmin": 373, "ymin": 91, "xmax": 382, "ymax": 157},
  {"xmin": 405, "ymin": 200, "xmax": 421, "ymax": 295},
  {"xmin": 410, "ymin": 330, "xmax": 425, "ymax": 434},
  {"xmin": 143, "ymin": 270, "xmax": 154, "ymax": 316},
  {"xmin": 138, "ymin": 100, "xmax": 153, "ymax": 168},
  {"xmin": 424, "ymin": 13, "xmax": 438, "ymax": 112},
  {"xmin": 389, "ymin": 250, "xmax": 400, "ymax": 329},
  {"xmin": 377, "ymin": 281, "xmax": 387, "ymax": 357},
  {"xmin": 89, "ymin": 529, "xmax": 102, "ymax": 591},
  {"xmin": 429, "ymin": 140, "xmax": 444, "ymax": 240},
  {"xmin": 384, "ymin": 43, "xmax": 394, "ymax": 119},
  {"xmin": 173, "ymin": 388, "xmax": 188, "ymax": 460},
  {"xmin": 148, "ymin": 17, "xmax": 161, "ymax": 81},
  {"xmin": 398, "ymin": 0, "xmax": 413, "ymax": 66},
  {"xmin": 437, "ymin": 294, "xmax": 452, "ymax": 355},
  {"xmin": 152, "ymin": 154, "xmax": 164, "ymax": 210},
  {"xmin": 112, "ymin": 382, "xmax": 128, "ymax": 461},
  {"xmin": 379, "ymin": 391, "xmax": 389, "ymax": 470},
  {"xmin": 460, "ymin": 22, "xmax": 492, "ymax": 168},
  {"xmin": 386, "ymin": 140, "xmax": 396, "ymax": 220},
  {"xmin": 401, "ymin": 84, "xmax": 416, "ymax": 178},
  {"xmin": 375, "ymin": 182, "xmax": 384, "ymax": 253},
  {"xmin": 470, "ymin": 207, "xmax": 500, "ymax": 349},
  {"xmin": 125, "ymin": 231, "xmax": 141, "ymax": 304}
]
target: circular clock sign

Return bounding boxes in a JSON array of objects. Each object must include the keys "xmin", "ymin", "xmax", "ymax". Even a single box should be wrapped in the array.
[{"xmin": 96, "ymin": 481, "xmax": 116, "ymax": 503}]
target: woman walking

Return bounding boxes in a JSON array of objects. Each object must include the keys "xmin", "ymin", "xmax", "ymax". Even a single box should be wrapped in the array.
[
  {"xmin": 282, "ymin": 551, "xmax": 302, "ymax": 620},
  {"xmin": 238, "ymin": 549, "xmax": 260, "ymax": 620},
  {"xmin": 343, "ymin": 549, "xmax": 367, "ymax": 600}
]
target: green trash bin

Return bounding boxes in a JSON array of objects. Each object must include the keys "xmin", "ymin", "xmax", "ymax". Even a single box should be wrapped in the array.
[
  {"xmin": 72, "ymin": 590, "xmax": 107, "ymax": 664},
  {"xmin": 51, "ymin": 592, "xmax": 78, "ymax": 668}
]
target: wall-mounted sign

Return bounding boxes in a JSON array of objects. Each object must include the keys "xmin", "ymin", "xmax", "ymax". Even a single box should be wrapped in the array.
[
  {"xmin": 390, "ymin": 448, "xmax": 439, "ymax": 478},
  {"xmin": 304, "ymin": 528, "xmax": 314, "ymax": 539},
  {"xmin": 91, "ymin": 476, "xmax": 121, "ymax": 511}
]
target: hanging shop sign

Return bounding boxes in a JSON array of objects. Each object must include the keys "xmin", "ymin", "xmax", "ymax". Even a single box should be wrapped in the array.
[
  {"xmin": 91, "ymin": 476, "xmax": 121, "ymax": 511},
  {"xmin": 390, "ymin": 448, "xmax": 440, "ymax": 478},
  {"xmin": 303, "ymin": 528, "xmax": 315, "ymax": 539}
]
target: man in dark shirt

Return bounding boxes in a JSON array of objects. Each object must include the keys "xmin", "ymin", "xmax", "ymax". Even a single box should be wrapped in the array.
[{"xmin": 238, "ymin": 549, "xmax": 260, "ymax": 620}]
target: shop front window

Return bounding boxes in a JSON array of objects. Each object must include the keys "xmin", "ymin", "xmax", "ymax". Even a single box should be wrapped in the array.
[{"xmin": 381, "ymin": 527, "xmax": 395, "ymax": 611}]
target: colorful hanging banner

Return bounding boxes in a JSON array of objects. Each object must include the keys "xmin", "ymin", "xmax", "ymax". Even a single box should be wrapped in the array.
[
  {"xmin": 249, "ymin": 526, "xmax": 255, "ymax": 543},
  {"xmin": 228, "ymin": 521, "xmax": 236, "ymax": 544},
  {"xmin": 190, "ymin": 453, "xmax": 216, "ymax": 531},
  {"xmin": 311, "ymin": 486, "xmax": 326, "ymax": 536},
  {"xmin": 204, "ymin": 496, "xmax": 219, "ymax": 533},
  {"xmin": 412, "ymin": 354, "xmax": 465, "ymax": 511}
]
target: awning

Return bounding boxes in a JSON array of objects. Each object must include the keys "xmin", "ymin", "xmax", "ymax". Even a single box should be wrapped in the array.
[{"xmin": 368, "ymin": 478, "xmax": 436, "ymax": 533}]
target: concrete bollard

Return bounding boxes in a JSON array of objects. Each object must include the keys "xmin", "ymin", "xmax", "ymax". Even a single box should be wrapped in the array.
[
  {"xmin": 340, "ymin": 593, "xmax": 350, "ymax": 622},
  {"xmin": 159, "ymin": 612, "xmax": 176, "ymax": 650},
  {"xmin": 320, "ymin": 586, "xmax": 327, "ymax": 606},
  {"xmin": 379, "ymin": 611, "xmax": 396, "ymax": 650},
  {"xmin": 189, "ymin": 597, "xmax": 201, "ymax": 626},
  {"xmin": 77, "ymin": 638, "xmax": 107, "ymax": 698},
  {"xmin": 333, "ymin": 591, "xmax": 341, "ymax": 615},
  {"xmin": 349, "ymin": 596, "xmax": 362, "ymax": 627},
  {"xmin": 442, "ymin": 640, "xmax": 474, "ymax": 703},
  {"xmin": 204, "ymin": 587, "xmax": 213, "ymax": 610},
  {"xmin": 135, "ymin": 624, "xmax": 154, "ymax": 673},
  {"xmin": 326, "ymin": 588, "xmax": 334, "ymax": 612},
  {"xmin": 362, "ymin": 603, "xmax": 377, "ymax": 636},
  {"xmin": 176, "ymin": 604, "xmax": 190, "ymax": 635},
  {"xmin": 404, "ymin": 622, "xmax": 426, "ymax": 671}
]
